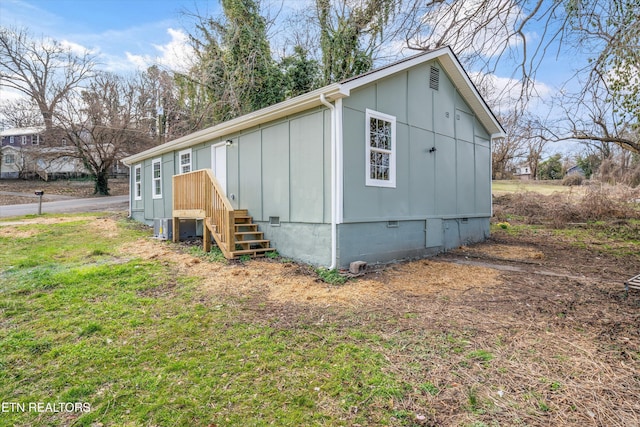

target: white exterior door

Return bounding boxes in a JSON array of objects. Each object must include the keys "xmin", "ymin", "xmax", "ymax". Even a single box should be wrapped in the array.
[{"xmin": 211, "ymin": 143, "xmax": 227, "ymax": 194}]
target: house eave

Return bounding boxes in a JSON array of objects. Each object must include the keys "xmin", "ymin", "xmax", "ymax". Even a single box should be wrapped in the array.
[
  {"xmin": 122, "ymin": 84, "xmax": 347, "ymax": 166},
  {"xmin": 341, "ymin": 46, "xmax": 505, "ymax": 138},
  {"xmin": 0, "ymin": 126, "xmax": 45, "ymax": 137},
  {"xmin": 123, "ymin": 46, "xmax": 505, "ymax": 166}
]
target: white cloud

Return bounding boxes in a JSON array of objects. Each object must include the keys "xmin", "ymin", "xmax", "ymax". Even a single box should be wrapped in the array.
[
  {"xmin": 470, "ymin": 71, "xmax": 553, "ymax": 114},
  {"xmin": 413, "ymin": 0, "xmax": 522, "ymax": 58},
  {"xmin": 59, "ymin": 39, "xmax": 98, "ymax": 57},
  {"xmin": 125, "ymin": 28, "xmax": 194, "ymax": 72}
]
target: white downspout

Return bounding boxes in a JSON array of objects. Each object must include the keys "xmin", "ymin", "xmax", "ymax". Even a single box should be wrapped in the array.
[
  {"xmin": 127, "ymin": 165, "xmax": 132, "ymax": 218},
  {"xmin": 320, "ymin": 94, "xmax": 337, "ymax": 269}
]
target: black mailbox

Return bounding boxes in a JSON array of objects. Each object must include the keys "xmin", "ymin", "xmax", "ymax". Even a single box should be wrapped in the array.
[{"xmin": 35, "ymin": 190, "xmax": 45, "ymax": 196}]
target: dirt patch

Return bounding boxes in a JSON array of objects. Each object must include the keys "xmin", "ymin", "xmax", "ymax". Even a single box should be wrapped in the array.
[
  {"xmin": 0, "ymin": 215, "xmax": 122, "ymax": 239},
  {"xmin": 118, "ymin": 238, "xmax": 502, "ymax": 307},
  {"xmin": 89, "ymin": 217, "xmax": 121, "ymax": 239},
  {"xmin": 457, "ymin": 242, "xmax": 545, "ymax": 261}
]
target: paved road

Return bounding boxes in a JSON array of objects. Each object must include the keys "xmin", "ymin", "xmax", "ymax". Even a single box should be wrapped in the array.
[{"xmin": 0, "ymin": 195, "xmax": 128, "ymax": 218}]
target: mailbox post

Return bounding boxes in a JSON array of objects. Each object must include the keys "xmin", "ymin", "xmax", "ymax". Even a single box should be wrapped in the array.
[{"xmin": 34, "ymin": 190, "xmax": 44, "ymax": 215}]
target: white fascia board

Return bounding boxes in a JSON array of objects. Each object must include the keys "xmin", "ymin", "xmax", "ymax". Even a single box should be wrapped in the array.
[
  {"xmin": 0, "ymin": 127, "xmax": 45, "ymax": 137},
  {"xmin": 341, "ymin": 46, "xmax": 505, "ymax": 138},
  {"xmin": 340, "ymin": 47, "xmax": 452, "ymax": 92},
  {"xmin": 123, "ymin": 84, "xmax": 348, "ymax": 166},
  {"xmin": 437, "ymin": 53, "xmax": 506, "ymax": 138}
]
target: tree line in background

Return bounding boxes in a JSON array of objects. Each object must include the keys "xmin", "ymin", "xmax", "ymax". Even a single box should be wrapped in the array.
[{"xmin": 1, "ymin": 0, "xmax": 638, "ymax": 194}]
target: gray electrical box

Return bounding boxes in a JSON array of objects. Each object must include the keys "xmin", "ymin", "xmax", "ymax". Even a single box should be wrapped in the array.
[
  {"xmin": 153, "ymin": 218, "xmax": 173, "ymax": 240},
  {"xmin": 154, "ymin": 218, "xmax": 201, "ymax": 240}
]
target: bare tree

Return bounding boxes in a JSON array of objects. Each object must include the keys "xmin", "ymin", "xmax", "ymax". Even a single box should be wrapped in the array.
[
  {"xmin": 549, "ymin": 82, "xmax": 640, "ymax": 155},
  {"xmin": 55, "ymin": 72, "xmax": 154, "ymax": 195},
  {"xmin": 0, "ymin": 26, "xmax": 95, "ymax": 131},
  {"xmin": 492, "ymin": 112, "xmax": 527, "ymax": 179},
  {"xmin": 0, "ymin": 98, "xmax": 43, "ymax": 128}
]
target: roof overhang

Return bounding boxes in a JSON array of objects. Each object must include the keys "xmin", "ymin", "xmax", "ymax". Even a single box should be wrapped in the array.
[
  {"xmin": 123, "ymin": 84, "xmax": 348, "ymax": 165},
  {"xmin": 123, "ymin": 46, "xmax": 504, "ymax": 166},
  {"xmin": 340, "ymin": 46, "xmax": 505, "ymax": 139}
]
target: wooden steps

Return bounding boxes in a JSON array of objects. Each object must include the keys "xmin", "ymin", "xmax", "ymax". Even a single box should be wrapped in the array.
[
  {"xmin": 172, "ymin": 171, "xmax": 275, "ymax": 260},
  {"xmin": 206, "ymin": 209, "xmax": 275, "ymax": 259}
]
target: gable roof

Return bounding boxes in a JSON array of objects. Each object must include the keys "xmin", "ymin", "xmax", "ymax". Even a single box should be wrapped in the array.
[
  {"xmin": 1, "ymin": 127, "xmax": 45, "ymax": 137},
  {"xmin": 123, "ymin": 46, "xmax": 504, "ymax": 165}
]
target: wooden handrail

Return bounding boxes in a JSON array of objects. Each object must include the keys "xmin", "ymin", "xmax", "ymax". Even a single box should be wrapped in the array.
[{"xmin": 172, "ymin": 169, "xmax": 235, "ymax": 256}]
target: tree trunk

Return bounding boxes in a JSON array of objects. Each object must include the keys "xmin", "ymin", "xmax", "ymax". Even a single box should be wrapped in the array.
[{"xmin": 94, "ymin": 171, "xmax": 110, "ymax": 196}]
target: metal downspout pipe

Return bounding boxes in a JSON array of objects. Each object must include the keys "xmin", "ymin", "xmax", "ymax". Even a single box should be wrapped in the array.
[{"xmin": 320, "ymin": 94, "xmax": 337, "ymax": 269}]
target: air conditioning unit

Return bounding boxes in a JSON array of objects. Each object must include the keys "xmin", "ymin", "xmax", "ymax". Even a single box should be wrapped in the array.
[
  {"xmin": 153, "ymin": 218, "xmax": 172, "ymax": 240},
  {"xmin": 153, "ymin": 218, "xmax": 199, "ymax": 240}
]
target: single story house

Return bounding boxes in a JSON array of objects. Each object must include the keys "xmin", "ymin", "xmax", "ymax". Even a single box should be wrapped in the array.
[
  {"xmin": 0, "ymin": 127, "xmax": 88, "ymax": 180},
  {"xmin": 123, "ymin": 46, "xmax": 505, "ymax": 269},
  {"xmin": 514, "ymin": 163, "xmax": 532, "ymax": 180}
]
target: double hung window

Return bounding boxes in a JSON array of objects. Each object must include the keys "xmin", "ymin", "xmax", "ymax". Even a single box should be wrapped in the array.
[
  {"xmin": 134, "ymin": 164, "xmax": 142, "ymax": 200},
  {"xmin": 365, "ymin": 109, "xmax": 396, "ymax": 188},
  {"xmin": 179, "ymin": 149, "xmax": 192, "ymax": 174},
  {"xmin": 152, "ymin": 158, "xmax": 162, "ymax": 199}
]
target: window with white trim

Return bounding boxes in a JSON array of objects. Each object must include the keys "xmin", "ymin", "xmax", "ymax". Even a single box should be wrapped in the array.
[
  {"xmin": 152, "ymin": 158, "xmax": 162, "ymax": 199},
  {"xmin": 9, "ymin": 136, "xmax": 14, "ymax": 144},
  {"xmin": 178, "ymin": 149, "xmax": 192, "ymax": 174},
  {"xmin": 134, "ymin": 164, "xmax": 142, "ymax": 200},
  {"xmin": 365, "ymin": 109, "xmax": 396, "ymax": 188},
  {"xmin": 5, "ymin": 154, "xmax": 15, "ymax": 164},
  {"xmin": 21, "ymin": 136, "xmax": 27, "ymax": 145},
  {"xmin": 32, "ymin": 135, "xmax": 39, "ymax": 145}
]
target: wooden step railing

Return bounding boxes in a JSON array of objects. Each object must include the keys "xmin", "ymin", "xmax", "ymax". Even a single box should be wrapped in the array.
[
  {"xmin": 35, "ymin": 166, "xmax": 49, "ymax": 181},
  {"xmin": 172, "ymin": 169, "xmax": 235, "ymax": 258}
]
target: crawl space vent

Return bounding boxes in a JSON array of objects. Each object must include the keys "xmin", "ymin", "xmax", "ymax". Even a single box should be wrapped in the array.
[{"xmin": 429, "ymin": 66, "xmax": 440, "ymax": 90}]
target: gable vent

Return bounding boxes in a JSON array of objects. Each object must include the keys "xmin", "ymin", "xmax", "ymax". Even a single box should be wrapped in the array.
[{"xmin": 429, "ymin": 66, "xmax": 440, "ymax": 90}]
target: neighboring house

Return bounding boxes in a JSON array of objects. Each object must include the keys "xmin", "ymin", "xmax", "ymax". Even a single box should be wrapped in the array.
[
  {"xmin": 565, "ymin": 165, "xmax": 585, "ymax": 177},
  {"xmin": 513, "ymin": 163, "xmax": 532, "ymax": 180},
  {"xmin": 0, "ymin": 127, "xmax": 87, "ymax": 179},
  {"xmin": 123, "ymin": 46, "xmax": 505, "ymax": 268}
]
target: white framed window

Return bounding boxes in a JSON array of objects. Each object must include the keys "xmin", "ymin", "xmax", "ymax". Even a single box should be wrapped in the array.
[
  {"xmin": 5, "ymin": 154, "xmax": 15, "ymax": 164},
  {"xmin": 134, "ymin": 164, "xmax": 142, "ymax": 200},
  {"xmin": 152, "ymin": 158, "xmax": 162, "ymax": 199},
  {"xmin": 9, "ymin": 136, "xmax": 14, "ymax": 144},
  {"xmin": 21, "ymin": 136, "xmax": 27, "ymax": 145},
  {"xmin": 32, "ymin": 135, "xmax": 39, "ymax": 145},
  {"xmin": 365, "ymin": 109, "xmax": 396, "ymax": 188},
  {"xmin": 178, "ymin": 148, "xmax": 192, "ymax": 174}
]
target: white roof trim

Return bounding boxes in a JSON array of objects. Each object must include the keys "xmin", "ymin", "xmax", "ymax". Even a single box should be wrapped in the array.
[
  {"xmin": 1, "ymin": 126, "xmax": 45, "ymax": 137},
  {"xmin": 123, "ymin": 46, "xmax": 504, "ymax": 166},
  {"xmin": 123, "ymin": 84, "xmax": 346, "ymax": 165},
  {"xmin": 341, "ymin": 46, "xmax": 504, "ymax": 139}
]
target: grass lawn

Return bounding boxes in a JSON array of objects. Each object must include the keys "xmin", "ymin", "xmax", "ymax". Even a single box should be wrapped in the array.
[
  {"xmin": 1, "ymin": 212, "xmax": 638, "ymax": 426},
  {"xmin": 492, "ymin": 180, "xmax": 583, "ymax": 196},
  {"xmin": 0, "ymin": 215, "xmax": 415, "ymax": 426}
]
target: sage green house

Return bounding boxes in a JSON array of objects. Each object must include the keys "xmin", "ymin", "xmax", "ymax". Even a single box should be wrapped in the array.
[{"xmin": 123, "ymin": 47, "xmax": 504, "ymax": 268}]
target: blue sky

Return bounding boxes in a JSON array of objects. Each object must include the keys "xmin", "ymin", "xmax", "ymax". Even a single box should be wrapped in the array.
[
  {"xmin": 1, "ymin": 0, "xmax": 576, "ymax": 119},
  {"xmin": 1, "ymin": 0, "xmax": 570, "ymax": 92},
  {"xmin": 0, "ymin": 0, "xmax": 219, "ymax": 72}
]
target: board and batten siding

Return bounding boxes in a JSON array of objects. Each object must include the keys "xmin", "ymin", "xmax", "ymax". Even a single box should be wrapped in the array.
[
  {"xmin": 130, "ymin": 107, "xmax": 333, "ymax": 231},
  {"xmin": 341, "ymin": 59, "xmax": 492, "ymax": 222},
  {"xmin": 225, "ymin": 108, "xmax": 332, "ymax": 224},
  {"xmin": 134, "ymin": 153, "xmax": 174, "ymax": 222}
]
